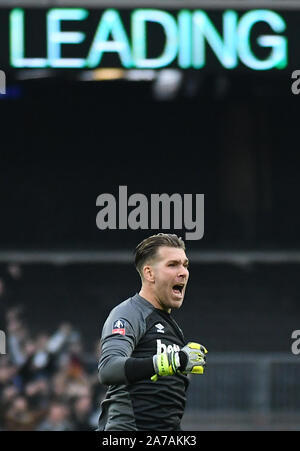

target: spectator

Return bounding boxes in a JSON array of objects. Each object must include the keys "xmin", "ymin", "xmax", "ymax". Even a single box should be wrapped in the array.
[
  {"xmin": 36, "ymin": 402, "xmax": 73, "ymax": 431},
  {"xmin": 71, "ymin": 395, "xmax": 94, "ymax": 431},
  {"xmin": 0, "ymin": 306, "xmax": 102, "ymax": 431},
  {"xmin": 4, "ymin": 396, "xmax": 45, "ymax": 431}
]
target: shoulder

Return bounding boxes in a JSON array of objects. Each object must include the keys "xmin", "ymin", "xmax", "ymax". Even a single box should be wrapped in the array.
[
  {"xmin": 102, "ymin": 294, "xmax": 154, "ymax": 335},
  {"xmin": 110, "ymin": 294, "xmax": 153, "ymax": 321}
]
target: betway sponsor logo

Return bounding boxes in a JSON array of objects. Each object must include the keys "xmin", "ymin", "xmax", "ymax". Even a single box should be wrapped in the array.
[{"xmin": 156, "ymin": 339, "xmax": 180, "ymax": 355}]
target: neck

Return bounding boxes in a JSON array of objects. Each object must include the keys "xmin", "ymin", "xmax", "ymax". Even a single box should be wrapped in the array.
[{"xmin": 139, "ymin": 287, "xmax": 171, "ymax": 313}]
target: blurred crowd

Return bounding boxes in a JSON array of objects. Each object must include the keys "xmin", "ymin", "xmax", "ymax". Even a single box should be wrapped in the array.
[{"xmin": 0, "ymin": 264, "xmax": 105, "ymax": 431}]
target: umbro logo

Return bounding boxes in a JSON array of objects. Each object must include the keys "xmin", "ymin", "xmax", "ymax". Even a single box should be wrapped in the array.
[{"xmin": 155, "ymin": 323, "xmax": 165, "ymax": 334}]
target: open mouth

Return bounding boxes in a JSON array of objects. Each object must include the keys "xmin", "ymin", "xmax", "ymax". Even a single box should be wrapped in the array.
[{"xmin": 172, "ymin": 284, "xmax": 184, "ymax": 296}]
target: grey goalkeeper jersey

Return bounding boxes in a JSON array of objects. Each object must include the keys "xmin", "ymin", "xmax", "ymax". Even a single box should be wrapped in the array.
[{"xmin": 98, "ymin": 293, "xmax": 189, "ymax": 431}]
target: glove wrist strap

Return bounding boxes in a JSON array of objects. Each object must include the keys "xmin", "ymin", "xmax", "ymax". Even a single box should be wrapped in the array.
[
  {"xmin": 178, "ymin": 350, "xmax": 189, "ymax": 371},
  {"xmin": 153, "ymin": 351, "xmax": 181, "ymax": 376}
]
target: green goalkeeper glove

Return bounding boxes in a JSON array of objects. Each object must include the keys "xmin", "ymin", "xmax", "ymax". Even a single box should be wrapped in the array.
[
  {"xmin": 151, "ymin": 342, "xmax": 207, "ymax": 381},
  {"xmin": 152, "ymin": 350, "xmax": 180, "ymax": 379},
  {"xmin": 180, "ymin": 342, "xmax": 208, "ymax": 375}
]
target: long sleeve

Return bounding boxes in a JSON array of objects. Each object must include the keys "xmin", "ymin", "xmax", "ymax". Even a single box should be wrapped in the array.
[{"xmin": 98, "ymin": 298, "xmax": 150, "ymax": 385}]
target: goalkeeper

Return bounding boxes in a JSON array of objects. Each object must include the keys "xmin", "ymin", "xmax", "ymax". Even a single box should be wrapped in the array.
[{"xmin": 97, "ymin": 233, "xmax": 208, "ymax": 431}]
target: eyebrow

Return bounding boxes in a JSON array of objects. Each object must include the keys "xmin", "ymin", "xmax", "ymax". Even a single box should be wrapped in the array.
[{"xmin": 167, "ymin": 259, "xmax": 189, "ymax": 265}]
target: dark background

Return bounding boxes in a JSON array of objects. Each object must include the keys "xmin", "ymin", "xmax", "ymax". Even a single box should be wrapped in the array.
[{"xmin": 0, "ymin": 73, "xmax": 298, "ymax": 250}]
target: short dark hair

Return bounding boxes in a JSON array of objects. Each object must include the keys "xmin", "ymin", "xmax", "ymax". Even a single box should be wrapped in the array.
[{"xmin": 134, "ymin": 233, "xmax": 186, "ymax": 278}]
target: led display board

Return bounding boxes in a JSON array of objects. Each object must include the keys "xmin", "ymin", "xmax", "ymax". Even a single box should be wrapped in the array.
[{"xmin": 0, "ymin": 7, "xmax": 297, "ymax": 71}]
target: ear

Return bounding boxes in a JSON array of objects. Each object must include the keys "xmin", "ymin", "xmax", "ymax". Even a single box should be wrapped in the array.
[{"xmin": 142, "ymin": 264, "xmax": 155, "ymax": 283}]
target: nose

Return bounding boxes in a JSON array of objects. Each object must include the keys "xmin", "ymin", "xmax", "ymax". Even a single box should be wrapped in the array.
[{"xmin": 178, "ymin": 265, "xmax": 189, "ymax": 279}]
